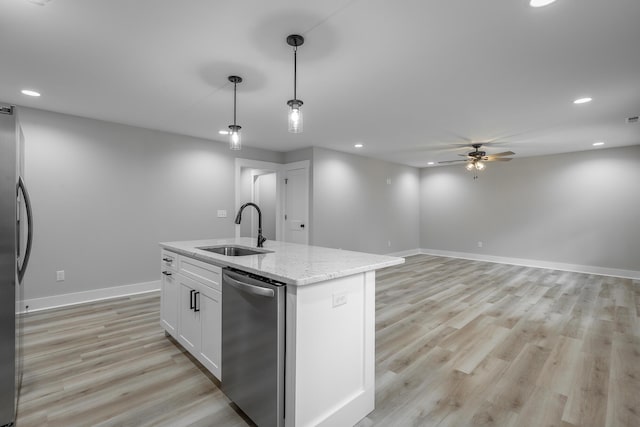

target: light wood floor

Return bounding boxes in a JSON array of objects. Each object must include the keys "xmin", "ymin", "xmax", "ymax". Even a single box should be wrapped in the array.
[{"xmin": 16, "ymin": 255, "xmax": 640, "ymax": 426}]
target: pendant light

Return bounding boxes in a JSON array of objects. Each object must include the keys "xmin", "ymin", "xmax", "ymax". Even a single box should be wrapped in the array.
[
  {"xmin": 228, "ymin": 75, "xmax": 242, "ymax": 150},
  {"xmin": 286, "ymin": 34, "xmax": 304, "ymax": 133}
]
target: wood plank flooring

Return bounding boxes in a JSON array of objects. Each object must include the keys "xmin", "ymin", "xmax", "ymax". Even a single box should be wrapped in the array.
[{"xmin": 16, "ymin": 255, "xmax": 640, "ymax": 426}]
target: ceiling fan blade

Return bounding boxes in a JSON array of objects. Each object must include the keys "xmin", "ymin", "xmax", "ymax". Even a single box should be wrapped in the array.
[
  {"xmin": 458, "ymin": 154, "xmax": 471, "ymax": 157},
  {"xmin": 489, "ymin": 151, "xmax": 515, "ymax": 157},
  {"xmin": 486, "ymin": 157, "xmax": 512, "ymax": 162},
  {"xmin": 438, "ymin": 160, "xmax": 468, "ymax": 164}
]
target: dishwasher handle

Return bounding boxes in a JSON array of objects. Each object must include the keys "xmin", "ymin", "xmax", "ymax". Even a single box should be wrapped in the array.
[{"xmin": 225, "ymin": 274, "xmax": 275, "ymax": 298}]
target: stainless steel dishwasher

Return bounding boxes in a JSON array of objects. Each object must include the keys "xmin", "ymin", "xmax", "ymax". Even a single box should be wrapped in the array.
[{"xmin": 222, "ymin": 268, "xmax": 286, "ymax": 427}]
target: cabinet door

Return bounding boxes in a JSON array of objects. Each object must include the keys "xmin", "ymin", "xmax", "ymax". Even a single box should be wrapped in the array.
[
  {"xmin": 160, "ymin": 272, "xmax": 178, "ymax": 337},
  {"xmin": 178, "ymin": 277, "xmax": 201, "ymax": 353},
  {"xmin": 199, "ymin": 289, "xmax": 221, "ymax": 379}
]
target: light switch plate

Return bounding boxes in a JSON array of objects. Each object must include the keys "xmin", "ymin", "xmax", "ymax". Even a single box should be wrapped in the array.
[{"xmin": 217, "ymin": 210, "xmax": 227, "ymax": 218}]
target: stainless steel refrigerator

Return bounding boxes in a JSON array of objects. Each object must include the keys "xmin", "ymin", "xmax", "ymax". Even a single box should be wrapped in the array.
[{"xmin": 0, "ymin": 104, "xmax": 33, "ymax": 427}]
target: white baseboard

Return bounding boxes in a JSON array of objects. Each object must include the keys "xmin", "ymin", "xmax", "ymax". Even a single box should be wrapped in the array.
[
  {"xmin": 386, "ymin": 248, "xmax": 422, "ymax": 258},
  {"xmin": 19, "ymin": 280, "xmax": 161, "ymax": 314},
  {"xmin": 419, "ymin": 248, "xmax": 640, "ymax": 280}
]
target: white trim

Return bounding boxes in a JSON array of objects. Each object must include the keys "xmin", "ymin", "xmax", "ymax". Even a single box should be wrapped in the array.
[
  {"xmin": 386, "ymin": 248, "xmax": 421, "ymax": 257},
  {"xmin": 283, "ymin": 159, "xmax": 310, "ymax": 171},
  {"xmin": 419, "ymin": 248, "xmax": 640, "ymax": 280},
  {"xmin": 19, "ymin": 280, "xmax": 161, "ymax": 314}
]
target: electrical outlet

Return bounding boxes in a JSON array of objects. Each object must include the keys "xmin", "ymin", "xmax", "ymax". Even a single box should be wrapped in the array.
[
  {"xmin": 477, "ymin": 241, "xmax": 483, "ymax": 248},
  {"xmin": 217, "ymin": 210, "xmax": 227, "ymax": 218},
  {"xmin": 332, "ymin": 292, "xmax": 347, "ymax": 308},
  {"xmin": 388, "ymin": 240, "xmax": 391, "ymax": 247},
  {"xmin": 386, "ymin": 178, "xmax": 392, "ymax": 185},
  {"xmin": 56, "ymin": 270, "xmax": 65, "ymax": 282}
]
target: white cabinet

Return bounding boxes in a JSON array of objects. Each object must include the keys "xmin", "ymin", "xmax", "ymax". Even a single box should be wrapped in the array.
[
  {"xmin": 160, "ymin": 252, "xmax": 222, "ymax": 380},
  {"xmin": 177, "ymin": 275, "xmax": 200, "ymax": 353},
  {"xmin": 160, "ymin": 250, "xmax": 178, "ymax": 337}
]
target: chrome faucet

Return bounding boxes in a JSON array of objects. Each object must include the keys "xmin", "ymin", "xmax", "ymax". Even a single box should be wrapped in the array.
[{"xmin": 234, "ymin": 202, "xmax": 267, "ymax": 248}]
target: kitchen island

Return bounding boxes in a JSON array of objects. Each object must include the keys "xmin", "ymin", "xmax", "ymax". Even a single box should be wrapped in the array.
[{"xmin": 159, "ymin": 237, "xmax": 404, "ymax": 427}]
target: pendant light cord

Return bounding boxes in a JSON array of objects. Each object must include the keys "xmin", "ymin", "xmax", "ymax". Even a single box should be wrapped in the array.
[
  {"xmin": 233, "ymin": 81, "xmax": 237, "ymax": 126},
  {"xmin": 293, "ymin": 46, "xmax": 297, "ymax": 101}
]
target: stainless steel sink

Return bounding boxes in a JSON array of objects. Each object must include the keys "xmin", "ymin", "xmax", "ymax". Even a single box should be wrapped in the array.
[{"xmin": 197, "ymin": 245, "xmax": 272, "ymax": 256}]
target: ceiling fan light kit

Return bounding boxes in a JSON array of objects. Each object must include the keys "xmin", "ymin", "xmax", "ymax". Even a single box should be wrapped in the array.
[{"xmin": 439, "ymin": 143, "xmax": 515, "ymax": 180}]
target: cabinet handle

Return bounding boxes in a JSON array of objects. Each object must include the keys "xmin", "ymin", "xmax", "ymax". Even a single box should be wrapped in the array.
[
  {"xmin": 190, "ymin": 289, "xmax": 195, "ymax": 310},
  {"xmin": 162, "ymin": 271, "xmax": 172, "ymax": 276},
  {"xmin": 162, "ymin": 257, "xmax": 173, "ymax": 263},
  {"xmin": 194, "ymin": 292, "xmax": 200, "ymax": 312}
]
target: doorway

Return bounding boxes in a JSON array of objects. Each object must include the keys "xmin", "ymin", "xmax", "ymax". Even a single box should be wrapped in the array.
[
  {"xmin": 235, "ymin": 159, "xmax": 282, "ymax": 240},
  {"xmin": 234, "ymin": 159, "xmax": 309, "ymax": 244}
]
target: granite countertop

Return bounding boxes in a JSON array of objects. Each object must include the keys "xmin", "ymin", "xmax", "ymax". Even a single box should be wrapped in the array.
[{"xmin": 160, "ymin": 237, "xmax": 404, "ymax": 286}]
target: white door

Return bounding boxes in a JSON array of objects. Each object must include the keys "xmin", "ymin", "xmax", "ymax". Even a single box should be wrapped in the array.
[
  {"xmin": 177, "ymin": 278, "xmax": 200, "ymax": 353},
  {"xmin": 160, "ymin": 272, "xmax": 178, "ymax": 337},
  {"xmin": 284, "ymin": 167, "xmax": 309, "ymax": 244}
]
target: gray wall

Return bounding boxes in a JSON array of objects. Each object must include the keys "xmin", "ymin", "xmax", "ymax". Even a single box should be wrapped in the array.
[
  {"xmin": 20, "ymin": 107, "xmax": 282, "ymax": 300},
  {"xmin": 284, "ymin": 147, "xmax": 314, "ymax": 164},
  {"xmin": 311, "ymin": 147, "xmax": 420, "ymax": 254},
  {"xmin": 420, "ymin": 145, "xmax": 640, "ymax": 271},
  {"xmin": 21, "ymin": 105, "xmax": 636, "ymax": 302}
]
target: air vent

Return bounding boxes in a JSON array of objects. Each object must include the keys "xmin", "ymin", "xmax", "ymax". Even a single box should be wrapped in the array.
[
  {"xmin": 627, "ymin": 116, "xmax": 639, "ymax": 124},
  {"xmin": 0, "ymin": 106, "xmax": 14, "ymax": 115}
]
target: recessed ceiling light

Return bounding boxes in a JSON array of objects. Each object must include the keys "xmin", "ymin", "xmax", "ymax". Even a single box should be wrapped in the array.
[
  {"xmin": 529, "ymin": 0, "xmax": 557, "ymax": 7},
  {"xmin": 218, "ymin": 130, "xmax": 229, "ymax": 135},
  {"xmin": 354, "ymin": 143, "xmax": 363, "ymax": 148},
  {"xmin": 573, "ymin": 97, "xmax": 592, "ymax": 104},
  {"xmin": 592, "ymin": 142, "xmax": 605, "ymax": 146},
  {"xmin": 21, "ymin": 89, "xmax": 41, "ymax": 97},
  {"xmin": 427, "ymin": 162, "xmax": 435, "ymax": 165}
]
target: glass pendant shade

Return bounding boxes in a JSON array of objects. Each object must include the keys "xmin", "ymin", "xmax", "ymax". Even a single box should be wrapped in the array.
[
  {"xmin": 229, "ymin": 125, "xmax": 241, "ymax": 150},
  {"xmin": 288, "ymin": 100, "xmax": 303, "ymax": 133},
  {"xmin": 467, "ymin": 160, "xmax": 485, "ymax": 171}
]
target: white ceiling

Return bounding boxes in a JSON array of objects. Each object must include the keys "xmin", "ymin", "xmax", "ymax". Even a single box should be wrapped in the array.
[{"xmin": 1, "ymin": 0, "xmax": 639, "ymax": 167}]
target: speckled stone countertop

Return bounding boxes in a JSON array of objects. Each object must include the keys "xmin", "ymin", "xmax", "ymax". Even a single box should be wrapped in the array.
[{"xmin": 160, "ymin": 237, "xmax": 404, "ymax": 286}]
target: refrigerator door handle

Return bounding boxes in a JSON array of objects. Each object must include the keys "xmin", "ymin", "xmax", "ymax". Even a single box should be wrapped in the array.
[{"xmin": 17, "ymin": 176, "xmax": 33, "ymax": 283}]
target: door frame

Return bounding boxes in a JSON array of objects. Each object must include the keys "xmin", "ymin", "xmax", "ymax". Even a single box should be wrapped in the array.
[{"xmin": 282, "ymin": 160, "xmax": 310, "ymax": 245}]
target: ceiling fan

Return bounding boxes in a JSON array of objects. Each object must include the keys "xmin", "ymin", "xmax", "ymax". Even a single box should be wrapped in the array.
[{"xmin": 439, "ymin": 143, "xmax": 515, "ymax": 179}]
